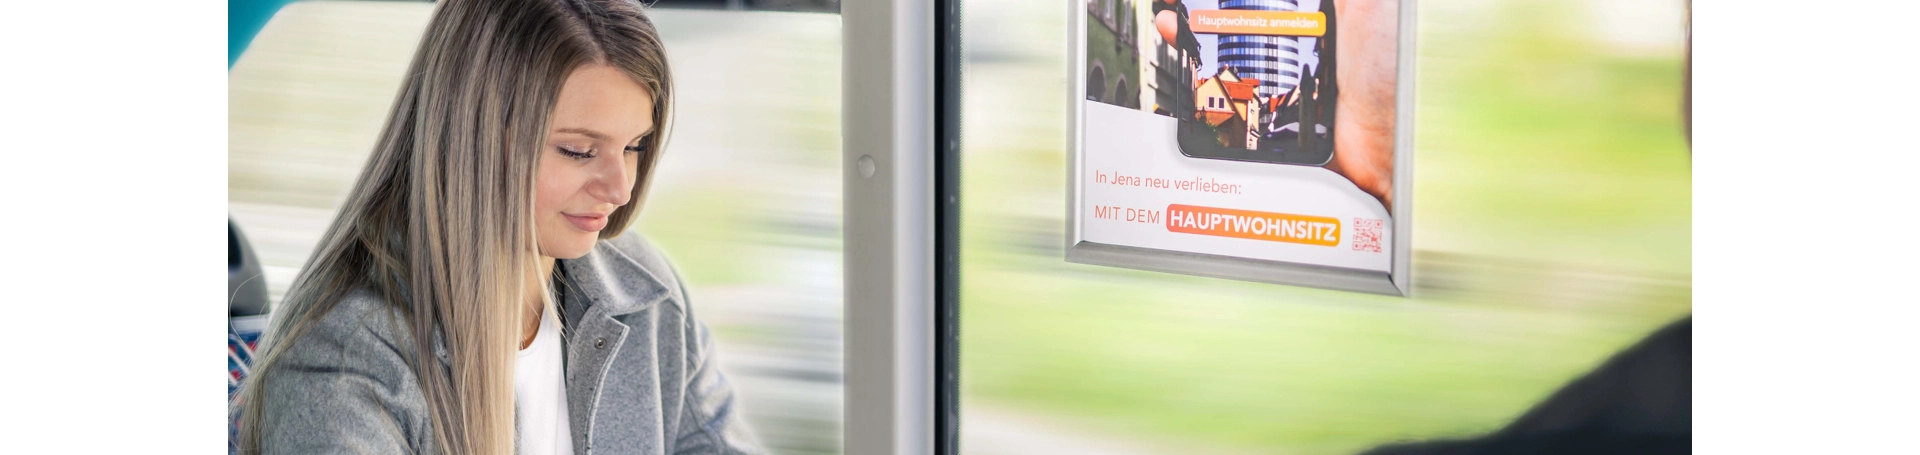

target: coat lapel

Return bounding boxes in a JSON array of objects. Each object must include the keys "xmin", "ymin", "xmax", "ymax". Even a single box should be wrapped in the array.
[
  {"xmin": 417, "ymin": 238, "xmax": 674, "ymax": 454},
  {"xmin": 421, "ymin": 238, "xmax": 668, "ymax": 363},
  {"xmin": 557, "ymin": 238, "xmax": 673, "ymax": 454}
]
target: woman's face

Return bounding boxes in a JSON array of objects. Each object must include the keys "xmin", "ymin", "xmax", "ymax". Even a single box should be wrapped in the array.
[{"xmin": 536, "ymin": 64, "xmax": 655, "ymax": 259}]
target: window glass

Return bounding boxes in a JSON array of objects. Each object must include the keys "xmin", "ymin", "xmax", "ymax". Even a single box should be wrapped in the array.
[
  {"xmin": 958, "ymin": 0, "xmax": 1691, "ymax": 453},
  {"xmin": 228, "ymin": 4, "xmax": 843, "ymax": 454}
]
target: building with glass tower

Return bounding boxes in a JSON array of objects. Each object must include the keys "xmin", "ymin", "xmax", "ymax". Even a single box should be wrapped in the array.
[{"xmin": 1215, "ymin": 0, "xmax": 1302, "ymax": 101}]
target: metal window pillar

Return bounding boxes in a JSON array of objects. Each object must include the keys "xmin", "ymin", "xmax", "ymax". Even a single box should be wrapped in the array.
[{"xmin": 843, "ymin": 0, "xmax": 961, "ymax": 453}]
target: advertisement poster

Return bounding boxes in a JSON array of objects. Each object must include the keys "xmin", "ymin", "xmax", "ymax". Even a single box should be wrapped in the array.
[{"xmin": 1067, "ymin": 0, "xmax": 1414, "ymax": 294}]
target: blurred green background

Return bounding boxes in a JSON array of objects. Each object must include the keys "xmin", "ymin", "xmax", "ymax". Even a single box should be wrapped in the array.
[
  {"xmin": 228, "ymin": 0, "xmax": 1688, "ymax": 454},
  {"xmin": 957, "ymin": 0, "xmax": 1688, "ymax": 453}
]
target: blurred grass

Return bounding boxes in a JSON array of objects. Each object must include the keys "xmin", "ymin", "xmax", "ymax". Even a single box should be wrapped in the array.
[
  {"xmin": 1416, "ymin": 1, "xmax": 1691, "ymax": 278},
  {"xmin": 954, "ymin": 0, "xmax": 1690, "ymax": 453},
  {"xmin": 641, "ymin": 187, "xmax": 767, "ymax": 284}
]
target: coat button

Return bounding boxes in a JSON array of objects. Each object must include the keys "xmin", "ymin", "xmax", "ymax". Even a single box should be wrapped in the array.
[{"xmin": 595, "ymin": 338, "xmax": 606, "ymax": 349}]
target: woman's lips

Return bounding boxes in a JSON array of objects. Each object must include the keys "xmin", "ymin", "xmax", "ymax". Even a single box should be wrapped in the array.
[{"xmin": 564, "ymin": 212, "xmax": 608, "ymax": 232}]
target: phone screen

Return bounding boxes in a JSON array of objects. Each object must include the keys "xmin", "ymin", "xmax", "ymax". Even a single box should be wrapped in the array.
[{"xmin": 1094, "ymin": 0, "xmax": 1343, "ymax": 166}]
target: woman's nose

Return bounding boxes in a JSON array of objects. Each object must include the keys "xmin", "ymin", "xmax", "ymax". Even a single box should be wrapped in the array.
[{"xmin": 590, "ymin": 156, "xmax": 634, "ymax": 207}]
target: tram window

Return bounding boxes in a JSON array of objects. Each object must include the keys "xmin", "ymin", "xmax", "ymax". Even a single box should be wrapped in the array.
[
  {"xmin": 228, "ymin": 3, "xmax": 844, "ymax": 454},
  {"xmin": 955, "ymin": 0, "xmax": 1691, "ymax": 453}
]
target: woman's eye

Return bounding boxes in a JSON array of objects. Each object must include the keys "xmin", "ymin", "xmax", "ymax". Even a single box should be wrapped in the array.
[
  {"xmin": 557, "ymin": 145, "xmax": 594, "ymax": 160},
  {"xmin": 624, "ymin": 144, "xmax": 647, "ymax": 155}
]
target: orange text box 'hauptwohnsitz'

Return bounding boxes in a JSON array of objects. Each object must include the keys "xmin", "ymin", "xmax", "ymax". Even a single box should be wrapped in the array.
[
  {"xmin": 1188, "ymin": 10, "xmax": 1326, "ymax": 37},
  {"xmin": 1165, "ymin": 204, "xmax": 1341, "ymax": 247}
]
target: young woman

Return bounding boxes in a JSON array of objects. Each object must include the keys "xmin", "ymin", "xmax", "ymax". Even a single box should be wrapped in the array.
[{"xmin": 232, "ymin": 0, "xmax": 759, "ymax": 453}]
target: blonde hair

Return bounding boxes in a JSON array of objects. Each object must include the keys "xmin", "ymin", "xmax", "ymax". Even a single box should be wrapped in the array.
[{"xmin": 234, "ymin": 0, "xmax": 673, "ymax": 453}]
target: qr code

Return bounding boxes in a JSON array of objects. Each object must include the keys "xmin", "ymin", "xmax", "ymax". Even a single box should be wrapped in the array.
[{"xmin": 1353, "ymin": 218, "xmax": 1383, "ymax": 253}]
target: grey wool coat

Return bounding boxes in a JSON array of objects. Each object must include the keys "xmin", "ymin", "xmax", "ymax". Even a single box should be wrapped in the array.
[{"xmin": 255, "ymin": 234, "xmax": 761, "ymax": 455}]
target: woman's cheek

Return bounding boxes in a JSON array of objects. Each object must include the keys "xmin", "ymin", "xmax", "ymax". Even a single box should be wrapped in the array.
[{"xmin": 534, "ymin": 169, "xmax": 571, "ymax": 213}]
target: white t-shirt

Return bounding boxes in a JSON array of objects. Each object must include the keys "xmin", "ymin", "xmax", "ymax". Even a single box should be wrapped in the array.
[{"xmin": 514, "ymin": 304, "xmax": 574, "ymax": 455}]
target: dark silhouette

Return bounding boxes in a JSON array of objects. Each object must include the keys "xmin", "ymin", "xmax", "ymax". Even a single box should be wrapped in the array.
[{"xmin": 1360, "ymin": 317, "xmax": 1691, "ymax": 455}]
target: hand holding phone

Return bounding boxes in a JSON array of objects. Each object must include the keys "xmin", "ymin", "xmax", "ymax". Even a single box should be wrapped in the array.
[{"xmin": 1324, "ymin": 0, "xmax": 1398, "ymax": 212}]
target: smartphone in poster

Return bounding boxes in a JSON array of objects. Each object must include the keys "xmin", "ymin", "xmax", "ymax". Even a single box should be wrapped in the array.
[{"xmin": 1067, "ymin": 0, "xmax": 1415, "ymax": 295}]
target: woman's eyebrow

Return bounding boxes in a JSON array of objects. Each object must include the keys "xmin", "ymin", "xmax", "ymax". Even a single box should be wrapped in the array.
[
  {"xmin": 555, "ymin": 125, "xmax": 655, "ymax": 143},
  {"xmin": 554, "ymin": 127, "xmax": 611, "ymax": 142}
]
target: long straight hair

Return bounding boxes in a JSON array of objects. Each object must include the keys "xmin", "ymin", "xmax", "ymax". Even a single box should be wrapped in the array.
[{"xmin": 234, "ymin": 1, "xmax": 673, "ymax": 453}]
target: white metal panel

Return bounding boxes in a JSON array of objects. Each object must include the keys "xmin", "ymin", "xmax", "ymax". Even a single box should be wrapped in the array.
[{"xmin": 843, "ymin": 0, "xmax": 935, "ymax": 453}]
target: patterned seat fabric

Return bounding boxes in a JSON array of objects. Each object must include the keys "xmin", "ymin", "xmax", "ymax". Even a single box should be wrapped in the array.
[{"xmin": 228, "ymin": 316, "xmax": 267, "ymax": 455}]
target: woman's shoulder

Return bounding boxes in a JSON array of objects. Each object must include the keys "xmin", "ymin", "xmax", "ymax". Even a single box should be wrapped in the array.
[
  {"xmin": 283, "ymin": 288, "xmax": 415, "ymax": 362},
  {"xmin": 264, "ymin": 288, "xmax": 423, "ymax": 389},
  {"xmin": 253, "ymin": 288, "xmax": 431, "ymax": 452}
]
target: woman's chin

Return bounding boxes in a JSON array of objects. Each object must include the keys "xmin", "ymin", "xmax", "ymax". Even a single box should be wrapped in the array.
[{"xmin": 540, "ymin": 239, "xmax": 598, "ymax": 260}]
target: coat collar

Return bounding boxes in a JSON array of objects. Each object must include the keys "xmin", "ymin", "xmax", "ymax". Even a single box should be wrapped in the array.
[
  {"xmin": 558, "ymin": 238, "xmax": 673, "ymax": 318},
  {"xmin": 430, "ymin": 238, "xmax": 671, "ymax": 364}
]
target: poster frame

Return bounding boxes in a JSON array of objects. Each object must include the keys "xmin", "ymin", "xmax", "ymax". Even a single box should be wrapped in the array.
[{"xmin": 1064, "ymin": 0, "xmax": 1419, "ymax": 296}]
